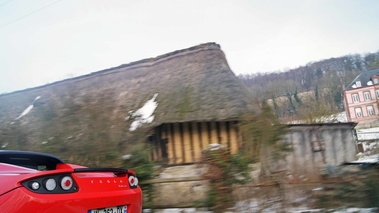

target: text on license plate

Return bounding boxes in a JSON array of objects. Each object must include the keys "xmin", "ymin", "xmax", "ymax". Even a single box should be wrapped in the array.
[{"xmin": 88, "ymin": 205, "xmax": 127, "ymax": 213}]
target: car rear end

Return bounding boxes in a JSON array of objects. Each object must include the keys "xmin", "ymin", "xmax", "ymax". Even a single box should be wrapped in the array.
[{"xmin": 0, "ymin": 151, "xmax": 142, "ymax": 213}]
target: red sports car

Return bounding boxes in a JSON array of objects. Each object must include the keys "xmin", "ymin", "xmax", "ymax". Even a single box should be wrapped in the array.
[{"xmin": 0, "ymin": 150, "xmax": 142, "ymax": 213}]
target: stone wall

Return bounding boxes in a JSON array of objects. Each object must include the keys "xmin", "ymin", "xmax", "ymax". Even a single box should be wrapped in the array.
[
  {"xmin": 143, "ymin": 123, "xmax": 361, "ymax": 211},
  {"xmin": 142, "ymin": 165, "xmax": 210, "ymax": 209},
  {"xmin": 143, "ymin": 164, "xmax": 379, "ymax": 212}
]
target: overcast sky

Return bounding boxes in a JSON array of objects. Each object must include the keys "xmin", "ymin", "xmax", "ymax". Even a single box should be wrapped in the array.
[{"xmin": 1, "ymin": 0, "xmax": 379, "ymax": 94}]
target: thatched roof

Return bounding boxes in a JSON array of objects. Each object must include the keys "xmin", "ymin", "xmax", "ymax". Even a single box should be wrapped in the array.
[
  {"xmin": 0, "ymin": 42, "xmax": 254, "ymax": 127},
  {"xmin": 0, "ymin": 42, "xmax": 255, "ymax": 165}
]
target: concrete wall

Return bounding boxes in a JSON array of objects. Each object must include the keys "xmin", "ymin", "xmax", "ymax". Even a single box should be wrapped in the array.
[{"xmin": 275, "ymin": 123, "xmax": 357, "ymax": 182}]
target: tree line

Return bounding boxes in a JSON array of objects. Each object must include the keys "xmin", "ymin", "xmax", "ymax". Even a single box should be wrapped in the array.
[{"xmin": 239, "ymin": 50, "xmax": 379, "ymax": 122}]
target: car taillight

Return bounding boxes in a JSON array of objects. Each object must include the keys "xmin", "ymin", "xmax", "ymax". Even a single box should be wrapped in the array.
[
  {"xmin": 22, "ymin": 174, "xmax": 78, "ymax": 194},
  {"xmin": 45, "ymin": 178, "xmax": 57, "ymax": 191},
  {"xmin": 31, "ymin": 181, "xmax": 40, "ymax": 190},
  {"xmin": 60, "ymin": 176, "xmax": 73, "ymax": 190},
  {"xmin": 128, "ymin": 174, "xmax": 138, "ymax": 188}
]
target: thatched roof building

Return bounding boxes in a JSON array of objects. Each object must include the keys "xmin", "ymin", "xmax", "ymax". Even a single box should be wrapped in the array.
[{"xmin": 0, "ymin": 42, "xmax": 254, "ymax": 165}]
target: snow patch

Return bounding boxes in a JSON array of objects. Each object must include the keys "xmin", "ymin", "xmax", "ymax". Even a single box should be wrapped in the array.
[
  {"xmin": 127, "ymin": 94, "xmax": 158, "ymax": 131},
  {"xmin": 288, "ymin": 112, "xmax": 348, "ymax": 124},
  {"xmin": 122, "ymin": 154, "xmax": 132, "ymax": 160},
  {"xmin": 208, "ymin": 143, "xmax": 224, "ymax": 151},
  {"xmin": 15, "ymin": 96, "xmax": 41, "ymax": 120},
  {"xmin": 315, "ymin": 112, "xmax": 348, "ymax": 123},
  {"xmin": 353, "ymin": 154, "xmax": 379, "ymax": 164}
]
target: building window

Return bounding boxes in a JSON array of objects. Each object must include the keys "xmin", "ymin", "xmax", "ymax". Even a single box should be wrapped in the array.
[
  {"xmin": 376, "ymin": 90, "xmax": 379, "ymax": 99},
  {"xmin": 356, "ymin": 81, "xmax": 362, "ymax": 87},
  {"xmin": 374, "ymin": 78, "xmax": 379, "ymax": 84},
  {"xmin": 367, "ymin": 106, "xmax": 375, "ymax": 115},
  {"xmin": 355, "ymin": 108, "xmax": 363, "ymax": 118},
  {"xmin": 352, "ymin": 94, "xmax": 359, "ymax": 102},
  {"xmin": 364, "ymin": 92, "xmax": 371, "ymax": 100}
]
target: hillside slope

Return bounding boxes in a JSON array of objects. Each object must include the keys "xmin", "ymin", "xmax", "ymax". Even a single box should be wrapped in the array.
[{"xmin": 239, "ymin": 50, "xmax": 379, "ymax": 120}]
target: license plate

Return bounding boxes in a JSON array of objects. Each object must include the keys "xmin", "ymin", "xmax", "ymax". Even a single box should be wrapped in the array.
[{"xmin": 88, "ymin": 205, "xmax": 127, "ymax": 213}]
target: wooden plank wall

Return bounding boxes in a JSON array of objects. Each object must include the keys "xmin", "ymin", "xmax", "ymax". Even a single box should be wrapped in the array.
[{"xmin": 151, "ymin": 121, "xmax": 240, "ymax": 164}]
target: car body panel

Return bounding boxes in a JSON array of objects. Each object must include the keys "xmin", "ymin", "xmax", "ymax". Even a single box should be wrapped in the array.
[
  {"xmin": 0, "ymin": 186, "xmax": 142, "ymax": 212},
  {"xmin": 0, "ymin": 150, "xmax": 142, "ymax": 213}
]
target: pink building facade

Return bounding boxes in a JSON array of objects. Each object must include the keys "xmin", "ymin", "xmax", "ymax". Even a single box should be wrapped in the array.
[{"xmin": 343, "ymin": 69, "xmax": 379, "ymax": 124}]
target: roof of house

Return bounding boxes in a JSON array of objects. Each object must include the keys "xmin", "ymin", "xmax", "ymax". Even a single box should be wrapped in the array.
[
  {"xmin": 346, "ymin": 69, "xmax": 379, "ymax": 89},
  {"xmin": 0, "ymin": 42, "xmax": 255, "ymax": 131}
]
